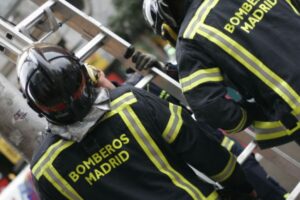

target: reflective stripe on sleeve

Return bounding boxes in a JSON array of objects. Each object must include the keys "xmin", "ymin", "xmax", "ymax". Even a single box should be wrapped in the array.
[
  {"xmin": 119, "ymin": 106, "xmax": 218, "ymax": 200},
  {"xmin": 223, "ymin": 108, "xmax": 247, "ymax": 134},
  {"xmin": 180, "ymin": 68, "xmax": 223, "ymax": 93},
  {"xmin": 162, "ymin": 103, "xmax": 183, "ymax": 143},
  {"xmin": 210, "ymin": 153, "xmax": 237, "ymax": 183},
  {"xmin": 221, "ymin": 136, "xmax": 235, "ymax": 151},
  {"xmin": 250, "ymin": 121, "xmax": 300, "ymax": 141}
]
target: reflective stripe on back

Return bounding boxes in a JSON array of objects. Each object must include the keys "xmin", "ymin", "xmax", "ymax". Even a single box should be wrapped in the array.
[
  {"xmin": 119, "ymin": 106, "xmax": 218, "ymax": 200},
  {"xmin": 101, "ymin": 92, "xmax": 137, "ymax": 121},
  {"xmin": 32, "ymin": 140, "xmax": 82, "ymax": 200},
  {"xmin": 183, "ymin": 0, "xmax": 300, "ymax": 110}
]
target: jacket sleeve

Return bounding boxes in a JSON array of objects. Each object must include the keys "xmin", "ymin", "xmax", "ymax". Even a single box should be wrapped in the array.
[
  {"xmin": 136, "ymin": 88, "xmax": 253, "ymax": 194},
  {"xmin": 177, "ymin": 40, "xmax": 253, "ymax": 133}
]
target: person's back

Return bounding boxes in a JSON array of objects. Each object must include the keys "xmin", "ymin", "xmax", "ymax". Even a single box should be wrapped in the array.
[
  {"xmin": 31, "ymin": 85, "xmax": 257, "ymax": 199},
  {"xmin": 18, "ymin": 44, "xmax": 256, "ymax": 199},
  {"xmin": 173, "ymin": 0, "xmax": 300, "ymax": 148}
]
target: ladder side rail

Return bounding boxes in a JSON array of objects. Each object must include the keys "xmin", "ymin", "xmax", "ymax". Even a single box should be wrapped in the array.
[
  {"xmin": 287, "ymin": 182, "xmax": 300, "ymax": 200},
  {"xmin": 0, "ymin": 19, "xmax": 33, "ymax": 49}
]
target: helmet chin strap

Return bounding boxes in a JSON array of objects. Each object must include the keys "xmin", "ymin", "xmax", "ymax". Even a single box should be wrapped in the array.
[
  {"xmin": 157, "ymin": 0, "xmax": 178, "ymax": 28},
  {"xmin": 162, "ymin": 23, "xmax": 178, "ymax": 47}
]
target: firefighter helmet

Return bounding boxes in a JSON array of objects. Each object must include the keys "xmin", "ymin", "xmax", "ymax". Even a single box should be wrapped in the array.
[
  {"xmin": 17, "ymin": 44, "xmax": 96, "ymax": 125},
  {"xmin": 143, "ymin": 0, "xmax": 178, "ymax": 46}
]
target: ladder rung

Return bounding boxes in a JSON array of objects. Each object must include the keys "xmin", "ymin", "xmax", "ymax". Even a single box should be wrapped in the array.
[
  {"xmin": 15, "ymin": 0, "xmax": 56, "ymax": 31},
  {"xmin": 237, "ymin": 141, "xmax": 257, "ymax": 164},
  {"xmin": 75, "ymin": 34, "xmax": 106, "ymax": 61},
  {"xmin": 134, "ymin": 74, "xmax": 155, "ymax": 89},
  {"xmin": 287, "ymin": 182, "xmax": 300, "ymax": 200}
]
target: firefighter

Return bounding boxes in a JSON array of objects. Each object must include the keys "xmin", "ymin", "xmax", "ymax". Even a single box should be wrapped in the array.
[
  {"xmin": 138, "ymin": 0, "xmax": 300, "ymax": 150},
  {"xmin": 133, "ymin": 1, "xmax": 291, "ymax": 199},
  {"xmin": 132, "ymin": 55, "xmax": 288, "ymax": 200},
  {"xmin": 17, "ymin": 44, "xmax": 257, "ymax": 200}
]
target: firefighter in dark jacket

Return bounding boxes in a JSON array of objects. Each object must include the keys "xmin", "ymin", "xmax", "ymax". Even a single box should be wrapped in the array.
[
  {"xmin": 139, "ymin": 0, "xmax": 300, "ymax": 149},
  {"xmin": 17, "ymin": 44, "xmax": 257, "ymax": 200}
]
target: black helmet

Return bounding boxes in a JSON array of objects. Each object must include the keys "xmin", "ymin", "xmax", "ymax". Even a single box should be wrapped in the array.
[
  {"xmin": 17, "ymin": 44, "xmax": 97, "ymax": 125},
  {"xmin": 143, "ymin": 0, "xmax": 178, "ymax": 46}
]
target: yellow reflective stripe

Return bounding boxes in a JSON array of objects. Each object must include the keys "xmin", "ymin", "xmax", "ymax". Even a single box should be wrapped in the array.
[
  {"xmin": 119, "ymin": 106, "xmax": 213, "ymax": 200},
  {"xmin": 162, "ymin": 103, "xmax": 183, "ymax": 144},
  {"xmin": 197, "ymin": 24, "xmax": 300, "ymax": 110},
  {"xmin": 211, "ymin": 153, "xmax": 236, "ymax": 182},
  {"xmin": 111, "ymin": 92, "xmax": 135, "ymax": 107},
  {"xmin": 31, "ymin": 140, "xmax": 81, "ymax": 199},
  {"xmin": 284, "ymin": 193, "xmax": 290, "ymax": 199},
  {"xmin": 180, "ymin": 68, "xmax": 223, "ymax": 92},
  {"xmin": 85, "ymin": 65, "xmax": 98, "ymax": 84},
  {"xmin": 292, "ymin": 107, "xmax": 300, "ymax": 120},
  {"xmin": 101, "ymin": 92, "xmax": 137, "ymax": 121},
  {"xmin": 251, "ymin": 121, "xmax": 300, "ymax": 140},
  {"xmin": 32, "ymin": 140, "xmax": 74, "ymax": 179},
  {"xmin": 160, "ymin": 90, "xmax": 170, "ymax": 100},
  {"xmin": 44, "ymin": 166, "xmax": 83, "ymax": 200},
  {"xmin": 162, "ymin": 23, "xmax": 178, "ymax": 41},
  {"xmin": 183, "ymin": 0, "xmax": 217, "ymax": 39},
  {"xmin": 285, "ymin": 0, "xmax": 300, "ymax": 15},
  {"xmin": 224, "ymin": 108, "xmax": 247, "ymax": 133},
  {"xmin": 221, "ymin": 136, "xmax": 235, "ymax": 151},
  {"xmin": 207, "ymin": 191, "xmax": 219, "ymax": 200}
]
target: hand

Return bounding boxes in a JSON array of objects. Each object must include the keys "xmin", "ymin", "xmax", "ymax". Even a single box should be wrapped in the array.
[{"xmin": 131, "ymin": 51, "xmax": 164, "ymax": 71}]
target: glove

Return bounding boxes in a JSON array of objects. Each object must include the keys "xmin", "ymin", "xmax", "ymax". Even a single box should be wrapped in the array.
[{"xmin": 131, "ymin": 51, "xmax": 164, "ymax": 71}]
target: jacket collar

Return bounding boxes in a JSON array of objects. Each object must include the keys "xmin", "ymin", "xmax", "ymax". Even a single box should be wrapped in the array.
[{"xmin": 47, "ymin": 88, "xmax": 111, "ymax": 142}]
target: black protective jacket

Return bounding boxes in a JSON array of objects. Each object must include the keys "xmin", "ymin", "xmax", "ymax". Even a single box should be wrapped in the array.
[
  {"xmin": 177, "ymin": 0, "xmax": 300, "ymax": 148},
  {"xmin": 31, "ymin": 86, "xmax": 252, "ymax": 200}
]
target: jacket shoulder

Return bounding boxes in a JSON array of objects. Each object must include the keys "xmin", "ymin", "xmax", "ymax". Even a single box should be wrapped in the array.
[
  {"xmin": 30, "ymin": 133, "xmax": 61, "ymax": 167},
  {"xmin": 109, "ymin": 85, "xmax": 148, "ymax": 101}
]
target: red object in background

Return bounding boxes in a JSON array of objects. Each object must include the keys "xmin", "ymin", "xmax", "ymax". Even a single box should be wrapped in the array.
[
  {"xmin": 0, "ymin": 177, "xmax": 9, "ymax": 192},
  {"xmin": 107, "ymin": 72, "xmax": 125, "ymax": 85}
]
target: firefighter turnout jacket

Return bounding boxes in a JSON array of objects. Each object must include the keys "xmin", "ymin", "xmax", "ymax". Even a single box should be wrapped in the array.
[
  {"xmin": 31, "ymin": 86, "xmax": 253, "ymax": 200},
  {"xmin": 177, "ymin": 0, "xmax": 300, "ymax": 148}
]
